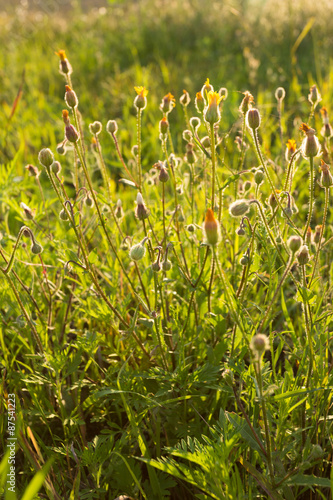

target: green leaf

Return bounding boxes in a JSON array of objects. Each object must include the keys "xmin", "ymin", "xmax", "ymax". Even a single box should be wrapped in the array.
[
  {"xmin": 296, "ymin": 285, "xmax": 317, "ymax": 305},
  {"xmin": 21, "ymin": 459, "xmax": 54, "ymax": 500}
]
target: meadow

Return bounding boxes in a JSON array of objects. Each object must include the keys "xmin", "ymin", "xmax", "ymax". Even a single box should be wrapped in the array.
[{"xmin": 1, "ymin": 0, "xmax": 333, "ymax": 498}]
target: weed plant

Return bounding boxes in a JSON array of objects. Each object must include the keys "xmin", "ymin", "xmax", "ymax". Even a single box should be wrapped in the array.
[{"xmin": 1, "ymin": 43, "xmax": 333, "ymax": 500}]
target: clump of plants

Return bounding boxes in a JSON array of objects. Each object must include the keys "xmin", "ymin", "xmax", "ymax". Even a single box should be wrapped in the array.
[{"xmin": 1, "ymin": 52, "xmax": 332, "ymax": 499}]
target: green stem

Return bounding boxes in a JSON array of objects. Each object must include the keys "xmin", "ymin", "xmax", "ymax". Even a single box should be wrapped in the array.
[
  {"xmin": 137, "ymin": 108, "xmax": 142, "ymax": 191},
  {"xmin": 210, "ymin": 123, "xmax": 216, "ymax": 208},
  {"xmin": 303, "ymin": 156, "xmax": 315, "ymax": 239},
  {"xmin": 309, "ymin": 187, "xmax": 329, "ymax": 286}
]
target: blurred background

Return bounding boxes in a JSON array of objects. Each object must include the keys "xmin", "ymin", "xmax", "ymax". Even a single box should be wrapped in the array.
[{"xmin": 1, "ymin": 0, "xmax": 333, "ymax": 163}]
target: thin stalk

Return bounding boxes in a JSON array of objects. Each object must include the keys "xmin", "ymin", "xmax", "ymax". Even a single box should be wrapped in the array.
[
  {"xmin": 137, "ymin": 108, "xmax": 143, "ymax": 191},
  {"xmin": 210, "ymin": 123, "xmax": 216, "ymax": 208},
  {"xmin": 256, "ymin": 358, "xmax": 275, "ymax": 483},
  {"xmin": 252, "ymin": 130, "xmax": 302, "ymax": 237},
  {"xmin": 110, "ymin": 132, "xmax": 139, "ymax": 187},
  {"xmin": 303, "ymin": 156, "xmax": 315, "ymax": 239},
  {"xmin": 309, "ymin": 187, "xmax": 329, "ymax": 286},
  {"xmin": 258, "ymin": 252, "xmax": 295, "ymax": 333},
  {"xmin": 1, "ymin": 269, "xmax": 44, "ymax": 353}
]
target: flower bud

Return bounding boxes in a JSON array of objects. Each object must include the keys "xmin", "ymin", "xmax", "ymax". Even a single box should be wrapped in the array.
[
  {"xmin": 177, "ymin": 206, "xmax": 185, "ymax": 222},
  {"xmin": 204, "ymin": 91, "xmax": 222, "ymax": 125},
  {"xmin": 268, "ymin": 192, "xmax": 278, "ymax": 210},
  {"xmin": 59, "ymin": 208, "xmax": 69, "ymax": 221},
  {"xmin": 243, "ymin": 180, "xmax": 252, "ymax": 192},
  {"xmin": 239, "ymin": 91, "xmax": 254, "ymax": 115},
  {"xmin": 219, "ymin": 87, "xmax": 228, "ymax": 100},
  {"xmin": 308, "ymin": 84, "xmax": 321, "ymax": 106},
  {"xmin": 56, "ymin": 50, "xmax": 72, "ymax": 76},
  {"xmin": 56, "ymin": 142, "xmax": 67, "ymax": 155},
  {"xmin": 300, "ymin": 123, "xmax": 321, "ymax": 159},
  {"xmin": 38, "ymin": 148, "xmax": 54, "ymax": 168},
  {"xmin": 240, "ymin": 253, "xmax": 249, "ymax": 266},
  {"xmin": 162, "ymin": 259, "xmax": 172, "ymax": 271},
  {"xmin": 179, "ymin": 89, "xmax": 190, "ymax": 107},
  {"xmin": 185, "ymin": 143, "xmax": 197, "ymax": 165},
  {"xmin": 313, "ymin": 225, "xmax": 322, "ymax": 244},
  {"xmin": 254, "ymin": 169, "xmax": 265, "ymax": 185},
  {"xmin": 51, "ymin": 161, "xmax": 61, "ymax": 175},
  {"xmin": 297, "ymin": 245, "xmax": 310, "ymax": 265},
  {"xmin": 65, "ymin": 85, "xmax": 78, "ymax": 108},
  {"xmin": 287, "ymin": 235, "xmax": 302, "ymax": 253},
  {"xmin": 187, "ymin": 224, "xmax": 196, "ymax": 233},
  {"xmin": 320, "ymin": 160, "xmax": 333, "ymax": 188},
  {"xmin": 160, "ymin": 93, "xmax": 175, "ymax": 114},
  {"xmin": 115, "ymin": 199, "xmax": 124, "ymax": 219},
  {"xmin": 285, "ymin": 139, "xmax": 297, "ymax": 161},
  {"xmin": 201, "ymin": 78, "xmax": 214, "ymax": 99},
  {"xmin": 203, "ymin": 208, "xmax": 220, "ymax": 246},
  {"xmin": 275, "ymin": 87, "xmax": 286, "ymax": 101},
  {"xmin": 229, "ymin": 199, "xmax": 250, "ymax": 217},
  {"xmin": 305, "ymin": 227, "xmax": 312, "ymax": 245},
  {"xmin": 106, "ymin": 120, "xmax": 118, "ymax": 135},
  {"xmin": 31, "ymin": 241, "xmax": 43, "ymax": 255},
  {"xmin": 201, "ymin": 136, "xmax": 211, "ymax": 148},
  {"xmin": 195, "ymin": 92, "xmax": 205, "ymax": 113},
  {"xmin": 236, "ymin": 226, "xmax": 246, "ymax": 236},
  {"xmin": 189, "ymin": 116, "xmax": 201, "ymax": 131},
  {"xmin": 89, "ymin": 121, "xmax": 102, "ymax": 135},
  {"xmin": 65, "ymin": 124, "xmax": 79, "ymax": 143},
  {"xmin": 129, "ymin": 237, "xmax": 148, "ymax": 261},
  {"xmin": 159, "ymin": 117, "xmax": 169, "ymax": 135},
  {"xmin": 135, "ymin": 192, "xmax": 149, "ymax": 220},
  {"xmin": 85, "ymin": 194, "xmax": 94, "ymax": 208},
  {"xmin": 134, "ymin": 86, "xmax": 148, "ymax": 110},
  {"xmin": 20, "ymin": 202, "xmax": 34, "ymax": 220},
  {"xmin": 25, "ymin": 164, "xmax": 40, "ymax": 177},
  {"xmin": 246, "ymin": 108, "xmax": 261, "ymax": 131},
  {"xmin": 250, "ymin": 333, "xmax": 270, "ymax": 358},
  {"xmin": 183, "ymin": 130, "xmax": 192, "ymax": 142}
]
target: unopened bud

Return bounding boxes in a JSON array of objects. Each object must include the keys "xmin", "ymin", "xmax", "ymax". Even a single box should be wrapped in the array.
[
  {"xmin": 20, "ymin": 202, "xmax": 34, "ymax": 220},
  {"xmin": 89, "ymin": 121, "xmax": 102, "ymax": 135},
  {"xmin": 203, "ymin": 208, "xmax": 220, "ymax": 246},
  {"xmin": 195, "ymin": 92, "xmax": 205, "ymax": 113},
  {"xmin": 246, "ymin": 108, "xmax": 261, "ymax": 131},
  {"xmin": 180, "ymin": 89, "xmax": 190, "ymax": 107},
  {"xmin": 59, "ymin": 208, "xmax": 69, "ymax": 221},
  {"xmin": 135, "ymin": 192, "xmax": 149, "ymax": 220},
  {"xmin": 160, "ymin": 93, "xmax": 175, "ymax": 114},
  {"xmin": 320, "ymin": 160, "xmax": 333, "ymax": 187},
  {"xmin": 239, "ymin": 91, "xmax": 254, "ymax": 115},
  {"xmin": 56, "ymin": 50, "xmax": 72, "ymax": 76},
  {"xmin": 134, "ymin": 86, "xmax": 148, "ymax": 110},
  {"xmin": 254, "ymin": 169, "xmax": 265, "ymax": 185},
  {"xmin": 250, "ymin": 333, "xmax": 270, "ymax": 358},
  {"xmin": 229, "ymin": 199, "xmax": 250, "ymax": 217},
  {"xmin": 129, "ymin": 237, "xmax": 148, "ymax": 261},
  {"xmin": 31, "ymin": 241, "xmax": 43, "ymax": 255},
  {"xmin": 106, "ymin": 120, "xmax": 118, "ymax": 135},
  {"xmin": 159, "ymin": 117, "xmax": 169, "ymax": 135},
  {"xmin": 308, "ymin": 85, "xmax": 321, "ymax": 106},
  {"xmin": 56, "ymin": 142, "xmax": 67, "ymax": 155},
  {"xmin": 297, "ymin": 245, "xmax": 310, "ymax": 265},
  {"xmin": 38, "ymin": 148, "xmax": 54, "ymax": 168},
  {"xmin": 287, "ymin": 235, "xmax": 302, "ymax": 253},
  {"xmin": 313, "ymin": 225, "xmax": 322, "ymax": 244},
  {"xmin": 65, "ymin": 85, "xmax": 78, "ymax": 108},
  {"xmin": 25, "ymin": 164, "xmax": 40, "ymax": 177},
  {"xmin": 204, "ymin": 91, "xmax": 222, "ymax": 125},
  {"xmin": 51, "ymin": 161, "xmax": 61, "ymax": 175},
  {"xmin": 300, "ymin": 123, "xmax": 321, "ymax": 158}
]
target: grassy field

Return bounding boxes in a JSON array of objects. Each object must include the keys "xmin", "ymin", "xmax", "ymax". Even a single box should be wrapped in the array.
[{"xmin": 1, "ymin": 0, "xmax": 333, "ymax": 498}]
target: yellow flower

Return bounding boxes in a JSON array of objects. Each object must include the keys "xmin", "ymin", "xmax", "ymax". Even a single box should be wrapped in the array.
[
  {"xmin": 55, "ymin": 50, "xmax": 67, "ymax": 61},
  {"xmin": 134, "ymin": 86, "xmax": 149, "ymax": 98},
  {"xmin": 204, "ymin": 91, "xmax": 223, "ymax": 125}
]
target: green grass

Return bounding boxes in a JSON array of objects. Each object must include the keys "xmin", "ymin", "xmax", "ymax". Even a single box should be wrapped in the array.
[{"xmin": 1, "ymin": 1, "xmax": 333, "ymax": 499}]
